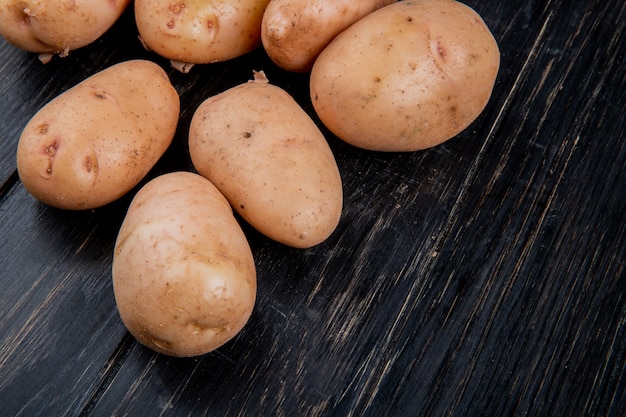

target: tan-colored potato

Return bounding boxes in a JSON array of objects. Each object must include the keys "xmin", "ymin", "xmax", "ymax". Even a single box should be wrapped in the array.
[
  {"xmin": 135, "ymin": 0, "xmax": 271, "ymax": 72},
  {"xmin": 262, "ymin": 0, "xmax": 396, "ymax": 72},
  {"xmin": 189, "ymin": 71, "xmax": 343, "ymax": 249},
  {"xmin": 310, "ymin": 0, "xmax": 500, "ymax": 152},
  {"xmin": 16, "ymin": 59, "xmax": 180, "ymax": 210},
  {"xmin": 0, "ymin": 0, "xmax": 130, "ymax": 61},
  {"xmin": 112, "ymin": 171, "xmax": 257, "ymax": 357}
]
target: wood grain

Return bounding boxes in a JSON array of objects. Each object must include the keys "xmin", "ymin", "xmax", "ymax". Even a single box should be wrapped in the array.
[{"xmin": 0, "ymin": 0, "xmax": 624, "ymax": 416}]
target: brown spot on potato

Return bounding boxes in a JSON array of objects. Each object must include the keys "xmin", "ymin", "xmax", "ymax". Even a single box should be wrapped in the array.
[
  {"xmin": 436, "ymin": 40, "xmax": 447, "ymax": 60},
  {"xmin": 44, "ymin": 142, "xmax": 58, "ymax": 156},
  {"xmin": 169, "ymin": 3, "xmax": 185, "ymax": 14},
  {"xmin": 84, "ymin": 156, "xmax": 94, "ymax": 173},
  {"xmin": 87, "ymin": 85, "xmax": 117, "ymax": 103}
]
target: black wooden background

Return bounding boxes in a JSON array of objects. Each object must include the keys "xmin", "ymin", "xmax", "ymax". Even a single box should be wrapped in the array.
[{"xmin": 1, "ymin": 1, "xmax": 624, "ymax": 416}]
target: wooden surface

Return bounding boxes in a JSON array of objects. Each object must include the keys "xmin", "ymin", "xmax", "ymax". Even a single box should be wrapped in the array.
[{"xmin": 1, "ymin": 1, "xmax": 624, "ymax": 416}]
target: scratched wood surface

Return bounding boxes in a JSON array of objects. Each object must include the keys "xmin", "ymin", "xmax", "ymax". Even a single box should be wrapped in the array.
[{"xmin": 1, "ymin": 0, "xmax": 624, "ymax": 416}]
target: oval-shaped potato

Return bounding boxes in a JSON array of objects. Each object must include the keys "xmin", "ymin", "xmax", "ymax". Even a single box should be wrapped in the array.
[
  {"xmin": 310, "ymin": 0, "xmax": 500, "ymax": 152},
  {"xmin": 135, "ymin": 0, "xmax": 271, "ymax": 71},
  {"xmin": 189, "ymin": 71, "xmax": 343, "ymax": 249},
  {"xmin": 0, "ymin": 0, "xmax": 130, "ymax": 59},
  {"xmin": 261, "ymin": 0, "xmax": 396, "ymax": 72},
  {"xmin": 113, "ymin": 171, "xmax": 257, "ymax": 357},
  {"xmin": 16, "ymin": 59, "xmax": 180, "ymax": 210}
]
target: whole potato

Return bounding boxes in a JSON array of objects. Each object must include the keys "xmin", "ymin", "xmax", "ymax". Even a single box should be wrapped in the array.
[
  {"xmin": 135, "ymin": 0, "xmax": 271, "ymax": 72},
  {"xmin": 310, "ymin": 0, "xmax": 500, "ymax": 152},
  {"xmin": 112, "ymin": 171, "xmax": 257, "ymax": 357},
  {"xmin": 189, "ymin": 71, "xmax": 343, "ymax": 248},
  {"xmin": 16, "ymin": 59, "xmax": 180, "ymax": 210},
  {"xmin": 0, "ymin": 0, "xmax": 130, "ymax": 60},
  {"xmin": 261, "ymin": 0, "xmax": 396, "ymax": 72}
]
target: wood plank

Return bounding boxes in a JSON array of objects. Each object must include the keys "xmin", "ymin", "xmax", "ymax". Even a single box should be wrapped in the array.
[{"xmin": 0, "ymin": 186, "xmax": 128, "ymax": 416}]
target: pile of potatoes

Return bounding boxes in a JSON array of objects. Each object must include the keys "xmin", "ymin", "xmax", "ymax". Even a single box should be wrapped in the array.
[{"xmin": 8, "ymin": 0, "xmax": 500, "ymax": 357}]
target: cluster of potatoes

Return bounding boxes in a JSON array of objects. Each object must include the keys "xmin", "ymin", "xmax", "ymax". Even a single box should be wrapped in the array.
[{"xmin": 6, "ymin": 0, "xmax": 500, "ymax": 357}]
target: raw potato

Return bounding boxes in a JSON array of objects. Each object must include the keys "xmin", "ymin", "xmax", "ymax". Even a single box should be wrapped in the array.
[
  {"xmin": 16, "ymin": 59, "xmax": 180, "ymax": 210},
  {"xmin": 310, "ymin": 0, "xmax": 500, "ymax": 152},
  {"xmin": 261, "ymin": 0, "xmax": 396, "ymax": 72},
  {"xmin": 112, "ymin": 171, "xmax": 257, "ymax": 357},
  {"xmin": 0, "ymin": 0, "xmax": 130, "ymax": 60},
  {"xmin": 189, "ymin": 71, "xmax": 343, "ymax": 249},
  {"xmin": 135, "ymin": 0, "xmax": 271, "ymax": 71}
]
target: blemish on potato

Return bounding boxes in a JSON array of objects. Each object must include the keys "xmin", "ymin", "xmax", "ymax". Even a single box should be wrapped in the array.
[
  {"xmin": 149, "ymin": 336, "xmax": 173, "ymax": 351},
  {"xmin": 83, "ymin": 156, "xmax": 96, "ymax": 173},
  {"xmin": 436, "ymin": 40, "xmax": 447, "ymax": 60},
  {"xmin": 19, "ymin": 8, "xmax": 33, "ymax": 26},
  {"xmin": 44, "ymin": 142, "xmax": 58, "ymax": 156},
  {"xmin": 187, "ymin": 321, "xmax": 203, "ymax": 335},
  {"xmin": 169, "ymin": 3, "xmax": 186, "ymax": 14},
  {"xmin": 44, "ymin": 161, "xmax": 53, "ymax": 177},
  {"xmin": 88, "ymin": 85, "xmax": 117, "ymax": 103}
]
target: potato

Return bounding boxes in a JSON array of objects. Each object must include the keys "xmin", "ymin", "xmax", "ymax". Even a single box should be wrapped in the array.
[
  {"xmin": 112, "ymin": 171, "xmax": 257, "ymax": 357},
  {"xmin": 16, "ymin": 59, "xmax": 180, "ymax": 210},
  {"xmin": 189, "ymin": 71, "xmax": 343, "ymax": 248},
  {"xmin": 0, "ymin": 0, "xmax": 130, "ymax": 61},
  {"xmin": 261, "ymin": 0, "xmax": 396, "ymax": 72},
  {"xmin": 310, "ymin": 0, "xmax": 500, "ymax": 152},
  {"xmin": 135, "ymin": 0, "xmax": 271, "ymax": 72}
]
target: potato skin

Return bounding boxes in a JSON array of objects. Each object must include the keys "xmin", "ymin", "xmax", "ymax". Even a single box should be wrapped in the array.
[
  {"xmin": 16, "ymin": 59, "xmax": 180, "ymax": 210},
  {"xmin": 0, "ymin": 0, "xmax": 130, "ymax": 56},
  {"xmin": 189, "ymin": 72, "xmax": 343, "ymax": 249},
  {"xmin": 112, "ymin": 171, "xmax": 257, "ymax": 357},
  {"xmin": 310, "ymin": 0, "xmax": 500, "ymax": 152},
  {"xmin": 261, "ymin": 0, "xmax": 396, "ymax": 72},
  {"xmin": 135, "ymin": 0, "xmax": 271, "ymax": 66}
]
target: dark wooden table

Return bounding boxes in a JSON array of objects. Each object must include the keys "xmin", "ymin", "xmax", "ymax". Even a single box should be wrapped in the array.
[{"xmin": 1, "ymin": 1, "xmax": 624, "ymax": 416}]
